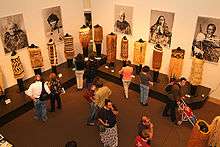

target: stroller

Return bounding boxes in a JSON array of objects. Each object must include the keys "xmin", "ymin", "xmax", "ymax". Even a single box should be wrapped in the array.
[{"xmin": 176, "ymin": 97, "xmax": 197, "ymax": 126}]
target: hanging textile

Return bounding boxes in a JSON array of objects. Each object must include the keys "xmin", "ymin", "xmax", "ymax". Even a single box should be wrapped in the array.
[
  {"xmin": 94, "ymin": 24, "xmax": 103, "ymax": 44},
  {"xmin": 168, "ymin": 47, "xmax": 185, "ymax": 78},
  {"xmin": 64, "ymin": 34, "xmax": 75, "ymax": 59},
  {"xmin": 47, "ymin": 40, "xmax": 58, "ymax": 66},
  {"xmin": 190, "ymin": 57, "xmax": 204, "ymax": 85},
  {"xmin": 10, "ymin": 53, "xmax": 25, "ymax": 79},
  {"xmin": 133, "ymin": 39, "xmax": 147, "ymax": 65},
  {"xmin": 79, "ymin": 26, "xmax": 90, "ymax": 49},
  {"xmin": 152, "ymin": 44, "xmax": 163, "ymax": 70},
  {"xmin": 106, "ymin": 33, "xmax": 117, "ymax": 63},
  {"xmin": 120, "ymin": 36, "xmax": 128, "ymax": 60},
  {"xmin": 28, "ymin": 46, "xmax": 44, "ymax": 69}
]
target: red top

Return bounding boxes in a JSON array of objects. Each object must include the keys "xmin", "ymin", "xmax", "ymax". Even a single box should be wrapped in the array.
[{"xmin": 135, "ymin": 136, "xmax": 151, "ymax": 147}]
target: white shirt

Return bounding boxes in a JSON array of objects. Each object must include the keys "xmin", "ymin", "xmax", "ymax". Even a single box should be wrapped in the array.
[{"xmin": 25, "ymin": 81, "xmax": 51, "ymax": 98}]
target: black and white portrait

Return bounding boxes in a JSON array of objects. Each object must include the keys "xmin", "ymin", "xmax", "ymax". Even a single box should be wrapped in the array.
[
  {"xmin": 149, "ymin": 10, "xmax": 174, "ymax": 48},
  {"xmin": 114, "ymin": 5, "xmax": 133, "ymax": 35},
  {"xmin": 192, "ymin": 16, "xmax": 220, "ymax": 63},
  {"xmin": 0, "ymin": 14, "xmax": 28, "ymax": 54},
  {"xmin": 42, "ymin": 6, "xmax": 64, "ymax": 43}
]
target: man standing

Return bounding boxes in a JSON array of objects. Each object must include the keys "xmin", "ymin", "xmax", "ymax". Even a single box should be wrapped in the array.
[
  {"xmin": 162, "ymin": 77, "xmax": 187, "ymax": 123},
  {"xmin": 25, "ymin": 75, "xmax": 51, "ymax": 122}
]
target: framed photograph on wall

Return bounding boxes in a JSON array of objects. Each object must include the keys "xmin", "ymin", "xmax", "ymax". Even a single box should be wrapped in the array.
[
  {"xmin": 192, "ymin": 16, "xmax": 220, "ymax": 63},
  {"xmin": 114, "ymin": 5, "xmax": 133, "ymax": 35},
  {"xmin": 42, "ymin": 6, "xmax": 64, "ymax": 44},
  {"xmin": 0, "ymin": 13, "xmax": 28, "ymax": 54},
  {"xmin": 149, "ymin": 10, "xmax": 175, "ymax": 48}
]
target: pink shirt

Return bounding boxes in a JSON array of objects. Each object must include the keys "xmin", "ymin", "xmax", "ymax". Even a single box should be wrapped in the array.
[{"xmin": 119, "ymin": 66, "xmax": 133, "ymax": 80}]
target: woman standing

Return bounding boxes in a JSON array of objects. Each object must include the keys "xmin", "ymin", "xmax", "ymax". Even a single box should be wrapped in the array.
[
  {"xmin": 97, "ymin": 99, "xmax": 119, "ymax": 147},
  {"xmin": 119, "ymin": 60, "xmax": 133, "ymax": 99},
  {"xmin": 75, "ymin": 53, "xmax": 85, "ymax": 90},
  {"xmin": 48, "ymin": 73, "xmax": 63, "ymax": 112},
  {"xmin": 139, "ymin": 66, "xmax": 153, "ymax": 106}
]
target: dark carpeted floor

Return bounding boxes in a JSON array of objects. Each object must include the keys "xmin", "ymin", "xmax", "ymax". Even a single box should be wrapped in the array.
[{"xmin": 0, "ymin": 79, "xmax": 220, "ymax": 147}]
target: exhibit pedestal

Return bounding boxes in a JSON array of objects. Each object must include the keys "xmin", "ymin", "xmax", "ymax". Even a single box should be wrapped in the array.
[
  {"xmin": 51, "ymin": 66, "xmax": 57, "ymax": 75},
  {"xmin": 67, "ymin": 59, "xmax": 73, "ymax": 68},
  {"xmin": 95, "ymin": 43, "xmax": 102, "ymax": 59},
  {"xmin": 17, "ymin": 79, "xmax": 25, "ymax": 92},
  {"xmin": 83, "ymin": 47, "xmax": 89, "ymax": 58},
  {"xmin": 135, "ymin": 64, "xmax": 142, "ymax": 75},
  {"xmin": 153, "ymin": 70, "xmax": 159, "ymax": 82}
]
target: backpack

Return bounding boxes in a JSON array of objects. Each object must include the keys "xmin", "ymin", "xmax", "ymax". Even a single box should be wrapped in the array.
[{"xmin": 39, "ymin": 82, "xmax": 49, "ymax": 101}]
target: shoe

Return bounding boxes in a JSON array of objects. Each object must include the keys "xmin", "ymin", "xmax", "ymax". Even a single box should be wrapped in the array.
[
  {"xmin": 87, "ymin": 122, "xmax": 95, "ymax": 126},
  {"xmin": 33, "ymin": 116, "xmax": 39, "ymax": 120},
  {"xmin": 142, "ymin": 103, "xmax": 148, "ymax": 106},
  {"xmin": 162, "ymin": 113, "xmax": 170, "ymax": 117},
  {"xmin": 42, "ymin": 117, "xmax": 48, "ymax": 122}
]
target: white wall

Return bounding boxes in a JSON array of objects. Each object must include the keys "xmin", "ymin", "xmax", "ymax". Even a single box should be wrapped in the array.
[
  {"xmin": 91, "ymin": 0, "xmax": 220, "ymax": 99},
  {"xmin": 0, "ymin": 0, "xmax": 84, "ymax": 89}
]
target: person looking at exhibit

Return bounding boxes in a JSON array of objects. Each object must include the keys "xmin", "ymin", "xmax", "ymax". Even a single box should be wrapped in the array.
[
  {"xmin": 85, "ymin": 54, "xmax": 98, "ymax": 88},
  {"xmin": 25, "ymin": 75, "xmax": 51, "ymax": 122},
  {"xmin": 75, "ymin": 53, "xmax": 85, "ymax": 90},
  {"xmin": 97, "ymin": 99, "xmax": 119, "ymax": 147},
  {"xmin": 48, "ymin": 73, "xmax": 63, "ymax": 112},
  {"xmin": 119, "ymin": 60, "xmax": 134, "ymax": 99},
  {"xmin": 162, "ymin": 77, "xmax": 187, "ymax": 123},
  {"xmin": 139, "ymin": 66, "xmax": 153, "ymax": 106}
]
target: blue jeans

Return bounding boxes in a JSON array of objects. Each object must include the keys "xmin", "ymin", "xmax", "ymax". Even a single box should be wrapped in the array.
[
  {"xmin": 34, "ymin": 99, "xmax": 47, "ymax": 121},
  {"xmin": 87, "ymin": 102, "xmax": 98, "ymax": 124},
  {"xmin": 140, "ymin": 84, "xmax": 150, "ymax": 104}
]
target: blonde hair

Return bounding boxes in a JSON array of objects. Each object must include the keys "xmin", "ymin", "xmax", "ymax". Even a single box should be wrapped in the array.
[{"xmin": 208, "ymin": 116, "xmax": 220, "ymax": 146}]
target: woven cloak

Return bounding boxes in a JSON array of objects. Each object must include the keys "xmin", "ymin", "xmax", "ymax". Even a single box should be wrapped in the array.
[
  {"xmin": 121, "ymin": 37, "xmax": 128, "ymax": 60},
  {"xmin": 28, "ymin": 47, "xmax": 44, "ymax": 69},
  {"xmin": 168, "ymin": 48, "xmax": 185, "ymax": 78},
  {"xmin": 106, "ymin": 33, "xmax": 117, "ymax": 63},
  {"xmin": 190, "ymin": 57, "xmax": 204, "ymax": 85},
  {"xmin": 94, "ymin": 25, "xmax": 103, "ymax": 44},
  {"xmin": 47, "ymin": 40, "xmax": 58, "ymax": 66},
  {"xmin": 10, "ymin": 54, "xmax": 25, "ymax": 79},
  {"xmin": 79, "ymin": 27, "xmax": 90, "ymax": 48},
  {"xmin": 64, "ymin": 35, "xmax": 75, "ymax": 59},
  {"xmin": 152, "ymin": 45, "xmax": 163, "ymax": 70},
  {"xmin": 133, "ymin": 40, "xmax": 147, "ymax": 65}
]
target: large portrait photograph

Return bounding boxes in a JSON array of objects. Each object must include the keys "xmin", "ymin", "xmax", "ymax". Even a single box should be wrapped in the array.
[
  {"xmin": 0, "ymin": 13, "xmax": 28, "ymax": 54},
  {"xmin": 114, "ymin": 5, "xmax": 133, "ymax": 35},
  {"xmin": 192, "ymin": 16, "xmax": 220, "ymax": 63},
  {"xmin": 42, "ymin": 6, "xmax": 64, "ymax": 43},
  {"xmin": 149, "ymin": 10, "xmax": 175, "ymax": 48}
]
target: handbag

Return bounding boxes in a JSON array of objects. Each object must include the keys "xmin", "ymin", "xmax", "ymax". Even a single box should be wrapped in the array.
[
  {"xmin": 98, "ymin": 124, "xmax": 106, "ymax": 132},
  {"xmin": 39, "ymin": 82, "xmax": 49, "ymax": 101}
]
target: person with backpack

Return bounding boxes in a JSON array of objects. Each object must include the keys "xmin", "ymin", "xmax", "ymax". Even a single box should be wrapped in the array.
[
  {"xmin": 25, "ymin": 75, "xmax": 51, "ymax": 122},
  {"xmin": 162, "ymin": 77, "xmax": 187, "ymax": 123}
]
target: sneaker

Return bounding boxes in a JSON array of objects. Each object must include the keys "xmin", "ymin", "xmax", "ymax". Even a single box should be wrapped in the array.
[{"xmin": 87, "ymin": 122, "xmax": 95, "ymax": 126}]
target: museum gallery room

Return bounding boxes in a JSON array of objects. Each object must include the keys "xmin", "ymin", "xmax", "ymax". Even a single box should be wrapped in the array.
[{"xmin": 0, "ymin": 0, "xmax": 220, "ymax": 146}]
